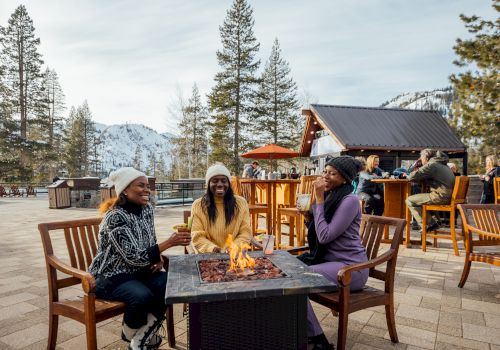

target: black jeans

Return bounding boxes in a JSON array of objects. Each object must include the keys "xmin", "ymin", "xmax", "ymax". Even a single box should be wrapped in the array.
[
  {"xmin": 95, "ymin": 270, "xmax": 167, "ymax": 329},
  {"xmin": 359, "ymin": 192, "xmax": 384, "ymax": 216}
]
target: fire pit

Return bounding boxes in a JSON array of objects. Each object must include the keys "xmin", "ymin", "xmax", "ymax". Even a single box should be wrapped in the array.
[
  {"xmin": 165, "ymin": 250, "xmax": 336, "ymax": 350},
  {"xmin": 198, "ymin": 257, "xmax": 286, "ymax": 283}
]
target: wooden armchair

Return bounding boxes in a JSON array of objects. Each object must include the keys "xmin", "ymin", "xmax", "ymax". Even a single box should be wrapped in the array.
[
  {"xmin": 276, "ymin": 175, "xmax": 319, "ymax": 248},
  {"xmin": 0, "ymin": 185, "xmax": 7, "ymax": 197},
  {"xmin": 9, "ymin": 185, "xmax": 23, "ymax": 197},
  {"xmin": 422, "ymin": 175, "xmax": 470, "ymax": 256},
  {"xmin": 307, "ymin": 215, "xmax": 406, "ymax": 350},
  {"xmin": 457, "ymin": 204, "xmax": 500, "ymax": 288},
  {"xmin": 38, "ymin": 218, "xmax": 176, "ymax": 350},
  {"xmin": 231, "ymin": 176, "xmax": 272, "ymax": 236},
  {"xmin": 26, "ymin": 185, "xmax": 37, "ymax": 197}
]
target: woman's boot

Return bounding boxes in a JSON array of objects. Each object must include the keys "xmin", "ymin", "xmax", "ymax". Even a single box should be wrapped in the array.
[{"xmin": 127, "ymin": 314, "xmax": 164, "ymax": 350}]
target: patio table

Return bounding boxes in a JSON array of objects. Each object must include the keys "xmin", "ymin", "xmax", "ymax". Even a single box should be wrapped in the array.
[
  {"xmin": 371, "ymin": 178, "xmax": 412, "ymax": 246},
  {"xmin": 164, "ymin": 250, "xmax": 336, "ymax": 350}
]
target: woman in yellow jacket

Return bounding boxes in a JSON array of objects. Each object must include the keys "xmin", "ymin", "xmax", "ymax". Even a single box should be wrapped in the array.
[{"xmin": 191, "ymin": 163, "xmax": 253, "ymax": 253}]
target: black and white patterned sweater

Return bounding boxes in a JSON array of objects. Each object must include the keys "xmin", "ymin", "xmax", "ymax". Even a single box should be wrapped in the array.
[{"xmin": 89, "ymin": 202, "xmax": 161, "ymax": 279}]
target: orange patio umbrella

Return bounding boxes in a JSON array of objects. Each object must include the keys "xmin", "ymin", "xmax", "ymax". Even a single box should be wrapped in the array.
[
  {"xmin": 240, "ymin": 143, "xmax": 299, "ymax": 160},
  {"xmin": 240, "ymin": 144, "xmax": 299, "ymax": 172}
]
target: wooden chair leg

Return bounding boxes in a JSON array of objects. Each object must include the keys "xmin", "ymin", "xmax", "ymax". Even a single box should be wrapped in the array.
[
  {"xmin": 276, "ymin": 212, "xmax": 282, "ymax": 249},
  {"xmin": 450, "ymin": 210, "xmax": 460, "ymax": 256},
  {"xmin": 84, "ymin": 295, "xmax": 97, "ymax": 350},
  {"xmin": 422, "ymin": 208, "xmax": 427, "ymax": 252},
  {"xmin": 48, "ymin": 312, "xmax": 58, "ymax": 350},
  {"xmin": 337, "ymin": 310, "xmax": 348, "ymax": 350},
  {"xmin": 166, "ymin": 305, "xmax": 176, "ymax": 348},
  {"xmin": 458, "ymin": 258, "xmax": 472, "ymax": 288},
  {"xmin": 289, "ymin": 215, "xmax": 295, "ymax": 247},
  {"xmin": 385, "ymin": 302, "xmax": 398, "ymax": 343}
]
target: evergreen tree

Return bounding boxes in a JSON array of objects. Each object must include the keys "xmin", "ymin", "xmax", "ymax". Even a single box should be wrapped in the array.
[
  {"xmin": 179, "ymin": 84, "xmax": 209, "ymax": 178},
  {"xmin": 208, "ymin": 0, "xmax": 260, "ymax": 174},
  {"xmin": 133, "ymin": 145, "xmax": 142, "ymax": 170},
  {"xmin": 0, "ymin": 5, "xmax": 44, "ymax": 168},
  {"xmin": 449, "ymin": 1, "xmax": 499, "ymax": 165},
  {"xmin": 63, "ymin": 102, "xmax": 96, "ymax": 177},
  {"xmin": 252, "ymin": 38, "xmax": 300, "ymax": 149}
]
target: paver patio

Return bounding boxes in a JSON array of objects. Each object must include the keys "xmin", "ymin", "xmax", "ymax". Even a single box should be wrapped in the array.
[{"xmin": 0, "ymin": 196, "xmax": 498, "ymax": 350}]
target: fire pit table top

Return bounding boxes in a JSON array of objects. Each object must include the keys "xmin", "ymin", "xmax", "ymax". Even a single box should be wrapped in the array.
[{"xmin": 165, "ymin": 250, "xmax": 337, "ymax": 304}]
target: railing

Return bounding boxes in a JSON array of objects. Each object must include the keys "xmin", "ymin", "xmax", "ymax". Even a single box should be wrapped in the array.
[{"xmin": 155, "ymin": 181, "xmax": 206, "ymax": 205}]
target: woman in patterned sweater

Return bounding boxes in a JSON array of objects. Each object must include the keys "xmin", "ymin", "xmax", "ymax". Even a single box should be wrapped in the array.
[
  {"xmin": 191, "ymin": 163, "xmax": 252, "ymax": 253},
  {"xmin": 89, "ymin": 167, "xmax": 190, "ymax": 350}
]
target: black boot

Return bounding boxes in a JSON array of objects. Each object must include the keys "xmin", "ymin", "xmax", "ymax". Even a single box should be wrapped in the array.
[{"xmin": 308, "ymin": 333, "xmax": 335, "ymax": 350}]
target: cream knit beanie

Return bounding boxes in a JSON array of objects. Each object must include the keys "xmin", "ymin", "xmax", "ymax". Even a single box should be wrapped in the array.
[
  {"xmin": 205, "ymin": 163, "xmax": 231, "ymax": 185},
  {"xmin": 109, "ymin": 167, "xmax": 147, "ymax": 196}
]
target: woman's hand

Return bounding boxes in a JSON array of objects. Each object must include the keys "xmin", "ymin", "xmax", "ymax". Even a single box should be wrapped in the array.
[
  {"xmin": 150, "ymin": 256, "xmax": 164, "ymax": 273},
  {"xmin": 313, "ymin": 177, "xmax": 327, "ymax": 204},
  {"xmin": 168, "ymin": 231, "xmax": 191, "ymax": 247}
]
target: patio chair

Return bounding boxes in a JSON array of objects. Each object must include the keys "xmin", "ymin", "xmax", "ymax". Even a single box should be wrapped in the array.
[
  {"xmin": 9, "ymin": 185, "xmax": 23, "ymax": 197},
  {"xmin": 457, "ymin": 204, "xmax": 500, "ymax": 288},
  {"xmin": 291, "ymin": 214, "xmax": 406, "ymax": 350},
  {"xmin": 38, "ymin": 218, "xmax": 176, "ymax": 350},
  {"xmin": 26, "ymin": 185, "xmax": 37, "ymax": 197},
  {"xmin": 422, "ymin": 175, "xmax": 469, "ymax": 256},
  {"xmin": 276, "ymin": 175, "xmax": 319, "ymax": 248},
  {"xmin": 231, "ymin": 176, "xmax": 272, "ymax": 236}
]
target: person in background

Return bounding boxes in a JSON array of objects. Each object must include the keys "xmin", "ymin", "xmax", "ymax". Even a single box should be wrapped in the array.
[
  {"xmin": 447, "ymin": 162, "xmax": 461, "ymax": 176},
  {"xmin": 480, "ymin": 155, "xmax": 500, "ymax": 204},
  {"xmin": 351, "ymin": 156, "xmax": 366, "ymax": 193},
  {"xmin": 52, "ymin": 176, "xmax": 60, "ymax": 183},
  {"xmin": 251, "ymin": 161, "xmax": 262, "ymax": 179},
  {"xmin": 289, "ymin": 167, "xmax": 300, "ymax": 179},
  {"xmin": 298, "ymin": 156, "xmax": 366, "ymax": 350},
  {"xmin": 404, "ymin": 149, "xmax": 455, "ymax": 232},
  {"xmin": 356, "ymin": 155, "xmax": 384, "ymax": 215},
  {"xmin": 89, "ymin": 167, "xmax": 191, "ymax": 350},
  {"xmin": 191, "ymin": 163, "xmax": 252, "ymax": 253},
  {"xmin": 242, "ymin": 163, "xmax": 253, "ymax": 178}
]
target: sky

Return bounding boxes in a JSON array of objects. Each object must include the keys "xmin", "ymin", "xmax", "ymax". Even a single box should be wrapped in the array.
[{"xmin": 0, "ymin": 0, "xmax": 494, "ymax": 134}]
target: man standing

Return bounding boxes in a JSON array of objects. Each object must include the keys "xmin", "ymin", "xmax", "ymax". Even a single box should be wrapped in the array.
[
  {"xmin": 404, "ymin": 149, "xmax": 455, "ymax": 231},
  {"xmin": 251, "ymin": 161, "xmax": 262, "ymax": 179}
]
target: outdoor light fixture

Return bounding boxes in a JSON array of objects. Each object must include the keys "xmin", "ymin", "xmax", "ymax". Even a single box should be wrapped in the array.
[{"xmin": 307, "ymin": 140, "xmax": 312, "ymax": 143}]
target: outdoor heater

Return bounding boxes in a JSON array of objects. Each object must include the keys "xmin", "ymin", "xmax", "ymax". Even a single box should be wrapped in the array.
[{"xmin": 165, "ymin": 250, "xmax": 336, "ymax": 350}]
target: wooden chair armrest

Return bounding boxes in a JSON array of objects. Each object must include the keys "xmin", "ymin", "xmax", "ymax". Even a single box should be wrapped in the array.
[
  {"xmin": 337, "ymin": 249, "xmax": 395, "ymax": 287},
  {"xmin": 47, "ymin": 255, "xmax": 96, "ymax": 293},
  {"xmin": 286, "ymin": 245, "xmax": 309, "ymax": 255},
  {"xmin": 467, "ymin": 225, "xmax": 500, "ymax": 240}
]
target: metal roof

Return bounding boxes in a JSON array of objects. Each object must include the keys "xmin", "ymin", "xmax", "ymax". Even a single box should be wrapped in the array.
[{"xmin": 305, "ymin": 104, "xmax": 466, "ymax": 152}]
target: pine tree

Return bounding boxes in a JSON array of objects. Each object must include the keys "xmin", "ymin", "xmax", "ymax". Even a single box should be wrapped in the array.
[
  {"xmin": 63, "ymin": 102, "xmax": 97, "ymax": 177},
  {"xmin": 133, "ymin": 145, "xmax": 142, "ymax": 170},
  {"xmin": 0, "ymin": 5, "xmax": 44, "ymax": 169},
  {"xmin": 178, "ymin": 84, "xmax": 209, "ymax": 178},
  {"xmin": 449, "ymin": 1, "xmax": 499, "ymax": 166},
  {"xmin": 208, "ymin": 0, "xmax": 260, "ymax": 174},
  {"xmin": 252, "ymin": 38, "xmax": 300, "ymax": 149}
]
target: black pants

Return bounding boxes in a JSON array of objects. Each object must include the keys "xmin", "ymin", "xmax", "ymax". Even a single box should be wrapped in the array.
[
  {"xmin": 95, "ymin": 270, "xmax": 167, "ymax": 329},
  {"xmin": 358, "ymin": 192, "xmax": 384, "ymax": 216}
]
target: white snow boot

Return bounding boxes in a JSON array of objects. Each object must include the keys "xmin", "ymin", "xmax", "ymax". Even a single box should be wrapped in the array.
[{"xmin": 126, "ymin": 314, "xmax": 164, "ymax": 350}]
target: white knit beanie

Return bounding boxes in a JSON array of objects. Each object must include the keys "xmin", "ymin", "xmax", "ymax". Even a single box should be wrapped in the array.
[
  {"xmin": 205, "ymin": 163, "xmax": 231, "ymax": 185},
  {"xmin": 109, "ymin": 167, "xmax": 147, "ymax": 196}
]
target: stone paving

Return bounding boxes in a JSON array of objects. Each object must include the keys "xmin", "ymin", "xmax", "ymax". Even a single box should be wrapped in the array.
[{"xmin": 0, "ymin": 196, "xmax": 499, "ymax": 350}]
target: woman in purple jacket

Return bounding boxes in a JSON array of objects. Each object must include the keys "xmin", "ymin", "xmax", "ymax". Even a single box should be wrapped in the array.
[{"xmin": 300, "ymin": 156, "xmax": 368, "ymax": 350}]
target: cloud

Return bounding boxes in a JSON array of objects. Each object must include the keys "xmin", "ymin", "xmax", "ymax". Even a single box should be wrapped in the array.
[{"xmin": 0, "ymin": 0, "xmax": 494, "ymax": 132}]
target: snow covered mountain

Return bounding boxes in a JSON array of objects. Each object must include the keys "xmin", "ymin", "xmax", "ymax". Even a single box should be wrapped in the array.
[
  {"xmin": 380, "ymin": 87, "xmax": 454, "ymax": 118},
  {"xmin": 94, "ymin": 123, "xmax": 174, "ymax": 175}
]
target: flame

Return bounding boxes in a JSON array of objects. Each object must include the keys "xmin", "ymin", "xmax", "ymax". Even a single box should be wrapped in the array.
[{"xmin": 223, "ymin": 234, "xmax": 255, "ymax": 271}]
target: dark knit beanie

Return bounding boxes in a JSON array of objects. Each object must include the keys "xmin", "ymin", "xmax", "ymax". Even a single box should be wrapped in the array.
[{"xmin": 326, "ymin": 155, "xmax": 362, "ymax": 182}]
